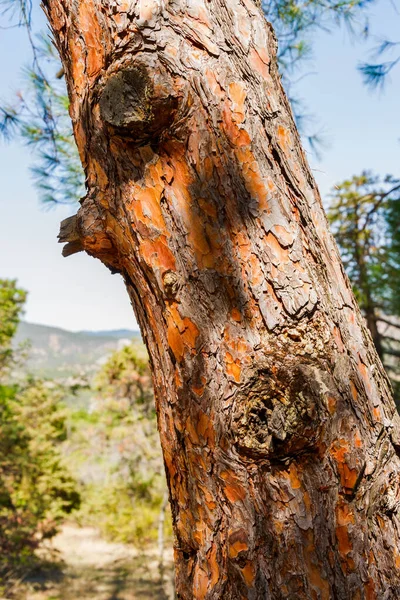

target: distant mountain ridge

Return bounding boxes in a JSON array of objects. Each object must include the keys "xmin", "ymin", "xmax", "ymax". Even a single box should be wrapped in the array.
[
  {"xmin": 78, "ymin": 329, "xmax": 138, "ymax": 338},
  {"xmin": 15, "ymin": 321, "xmax": 142, "ymax": 378}
]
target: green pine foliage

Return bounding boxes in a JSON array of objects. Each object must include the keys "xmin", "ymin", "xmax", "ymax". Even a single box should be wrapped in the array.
[
  {"xmin": 265, "ymin": 0, "xmax": 373, "ymax": 78},
  {"xmin": 0, "ymin": 31, "xmax": 85, "ymax": 206},
  {"xmin": 0, "ymin": 0, "xmax": 376, "ymax": 204},
  {"xmin": 359, "ymin": 39, "xmax": 400, "ymax": 90}
]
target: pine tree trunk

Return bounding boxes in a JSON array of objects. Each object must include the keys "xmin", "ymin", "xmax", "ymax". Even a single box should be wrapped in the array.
[{"xmin": 44, "ymin": 1, "xmax": 400, "ymax": 597}]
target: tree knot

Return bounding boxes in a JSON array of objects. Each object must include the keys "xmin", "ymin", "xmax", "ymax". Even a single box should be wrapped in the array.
[
  {"xmin": 231, "ymin": 362, "xmax": 331, "ymax": 460},
  {"xmin": 99, "ymin": 63, "xmax": 180, "ymax": 146}
]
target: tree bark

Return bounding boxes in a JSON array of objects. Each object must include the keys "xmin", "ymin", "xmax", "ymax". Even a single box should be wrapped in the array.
[{"xmin": 44, "ymin": 1, "xmax": 400, "ymax": 597}]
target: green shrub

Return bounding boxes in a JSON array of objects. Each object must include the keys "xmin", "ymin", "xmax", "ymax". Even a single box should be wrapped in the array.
[
  {"xmin": 0, "ymin": 280, "xmax": 80, "ymax": 572},
  {"xmin": 68, "ymin": 342, "xmax": 172, "ymax": 546}
]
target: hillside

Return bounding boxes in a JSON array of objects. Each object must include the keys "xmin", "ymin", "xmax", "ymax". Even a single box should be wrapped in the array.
[{"xmin": 14, "ymin": 321, "xmax": 142, "ymax": 378}]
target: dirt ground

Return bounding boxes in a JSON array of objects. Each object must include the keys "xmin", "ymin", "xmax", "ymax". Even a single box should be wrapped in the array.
[{"xmin": 4, "ymin": 525, "xmax": 175, "ymax": 600}]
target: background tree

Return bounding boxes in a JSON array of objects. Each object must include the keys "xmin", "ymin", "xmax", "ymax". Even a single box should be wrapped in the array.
[{"xmin": 328, "ymin": 173, "xmax": 400, "ymax": 387}]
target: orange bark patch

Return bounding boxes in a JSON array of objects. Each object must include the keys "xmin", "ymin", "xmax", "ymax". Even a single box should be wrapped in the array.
[
  {"xmin": 167, "ymin": 322, "xmax": 184, "ymax": 362},
  {"xmin": 303, "ymin": 530, "xmax": 330, "ymax": 600},
  {"xmin": 225, "ymin": 352, "xmax": 242, "ymax": 382},
  {"xmin": 336, "ymin": 502, "xmax": 355, "ymax": 527},
  {"xmin": 330, "ymin": 439, "xmax": 349, "ymax": 463},
  {"xmin": 350, "ymin": 381, "xmax": 358, "ymax": 402},
  {"xmin": 354, "ymin": 430, "xmax": 363, "ymax": 449},
  {"xmin": 91, "ymin": 158, "xmax": 109, "ymax": 191},
  {"xmin": 167, "ymin": 307, "xmax": 199, "ymax": 362},
  {"xmin": 183, "ymin": 317, "xmax": 200, "ymax": 349},
  {"xmin": 175, "ymin": 368, "xmax": 183, "ymax": 389},
  {"xmin": 228, "ymin": 82, "xmax": 246, "ymax": 124},
  {"xmin": 198, "ymin": 482, "xmax": 217, "ymax": 511},
  {"xmin": 272, "ymin": 224, "xmax": 294, "ymax": 246},
  {"xmin": 192, "ymin": 565, "xmax": 209, "ymax": 600},
  {"xmin": 241, "ymin": 561, "xmax": 255, "ymax": 586},
  {"xmin": 265, "ymin": 231, "xmax": 290, "ymax": 265},
  {"xmin": 189, "ymin": 212, "xmax": 212, "ymax": 258},
  {"xmin": 140, "ymin": 237, "xmax": 176, "ymax": 272},
  {"xmin": 205, "ymin": 68, "xmax": 224, "ymax": 99},
  {"xmin": 249, "ymin": 47, "xmax": 269, "ymax": 79},
  {"xmin": 358, "ymin": 359, "xmax": 372, "ymax": 395},
  {"xmin": 303, "ymin": 491, "xmax": 311, "ymax": 512},
  {"xmin": 79, "ymin": 0, "xmax": 104, "ymax": 77},
  {"xmin": 376, "ymin": 514, "xmax": 386, "ymax": 530},
  {"xmin": 332, "ymin": 326, "xmax": 345, "ymax": 353},
  {"xmin": 193, "ymin": 521, "xmax": 208, "ymax": 547},
  {"xmin": 167, "ymin": 154, "xmax": 220, "ymax": 268},
  {"xmin": 254, "ymin": 44, "xmax": 269, "ymax": 66},
  {"xmin": 70, "ymin": 39, "xmax": 86, "ymax": 98},
  {"xmin": 273, "ymin": 519, "xmax": 285, "ymax": 534},
  {"xmin": 83, "ymin": 231, "xmax": 114, "ymax": 258},
  {"xmin": 330, "ymin": 439, "xmax": 359, "ymax": 492},
  {"xmin": 277, "ymin": 125, "xmax": 291, "ymax": 154},
  {"xmin": 198, "ymin": 411, "xmax": 215, "ymax": 445},
  {"xmin": 340, "ymin": 463, "xmax": 358, "ymax": 490},
  {"xmin": 336, "ymin": 526, "xmax": 353, "ymax": 557},
  {"xmin": 192, "ymin": 384, "xmax": 205, "ymax": 396},
  {"xmin": 285, "ymin": 463, "xmax": 302, "ymax": 489},
  {"xmin": 236, "ymin": 147, "xmax": 270, "ymax": 212},
  {"xmin": 132, "ymin": 185, "xmax": 166, "ymax": 232},
  {"xmin": 248, "ymin": 253, "xmax": 265, "ymax": 286},
  {"xmin": 207, "ymin": 544, "xmax": 220, "ymax": 588},
  {"xmin": 231, "ymin": 308, "xmax": 242, "ymax": 322},
  {"xmin": 228, "ymin": 539, "xmax": 248, "ymax": 559},
  {"xmin": 186, "ymin": 416, "xmax": 200, "ymax": 445},
  {"xmin": 221, "ymin": 470, "xmax": 246, "ymax": 503},
  {"xmin": 73, "ymin": 120, "xmax": 87, "ymax": 164},
  {"xmin": 365, "ymin": 578, "xmax": 376, "ymax": 600},
  {"xmin": 222, "ymin": 102, "xmax": 251, "ymax": 147},
  {"xmin": 327, "ymin": 395, "xmax": 337, "ymax": 415}
]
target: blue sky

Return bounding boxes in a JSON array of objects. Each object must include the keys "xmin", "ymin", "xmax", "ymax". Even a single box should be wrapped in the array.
[{"xmin": 0, "ymin": 0, "xmax": 399, "ymax": 331}]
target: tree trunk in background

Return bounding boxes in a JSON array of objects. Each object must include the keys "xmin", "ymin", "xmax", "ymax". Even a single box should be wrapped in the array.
[{"xmin": 44, "ymin": 0, "xmax": 400, "ymax": 597}]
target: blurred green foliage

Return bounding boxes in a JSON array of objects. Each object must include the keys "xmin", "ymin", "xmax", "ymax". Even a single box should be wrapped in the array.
[
  {"xmin": 328, "ymin": 173, "xmax": 400, "ymax": 402},
  {"xmin": 0, "ymin": 280, "xmax": 80, "ymax": 578},
  {"xmin": 328, "ymin": 173, "xmax": 400, "ymax": 318},
  {"xmin": 65, "ymin": 343, "xmax": 171, "ymax": 546},
  {"xmin": 0, "ymin": 279, "xmax": 27, "ymax": 372},
  {"xmin": 0, "ymin": 278, "xmax": 171, "ymax": 567}
]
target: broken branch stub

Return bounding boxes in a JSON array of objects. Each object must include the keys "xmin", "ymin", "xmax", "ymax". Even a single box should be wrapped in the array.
[{"xmin": 58, "ymin": 215, "xmax": 83, "ymax": 257}]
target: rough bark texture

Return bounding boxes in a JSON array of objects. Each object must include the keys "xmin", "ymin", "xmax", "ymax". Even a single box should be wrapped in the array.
[{"xmin": 44, "ymin": 1, "xmax": 400, "ymax": 597}]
